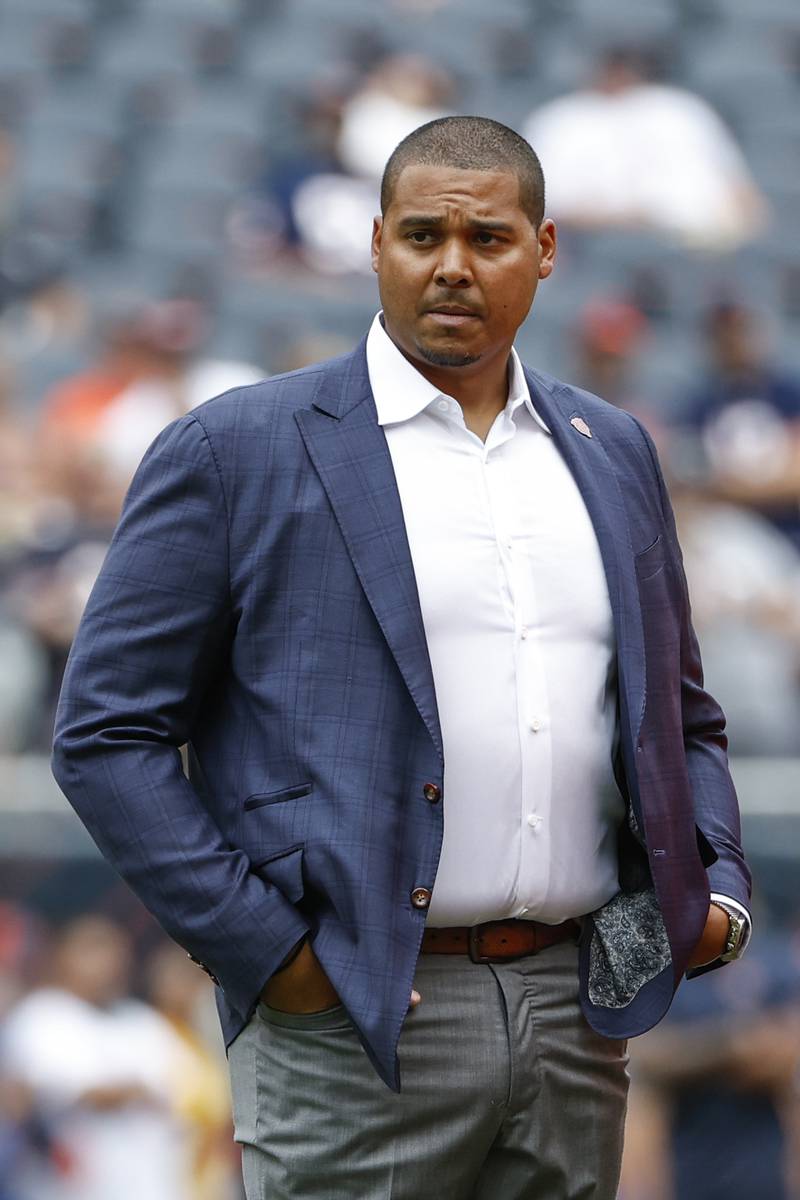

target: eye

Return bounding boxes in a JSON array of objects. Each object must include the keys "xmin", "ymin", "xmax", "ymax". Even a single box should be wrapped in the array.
[
  {"xmin": 407, "ymin": 231, "xmax": 435, "ymax": 244},
  {"xmin": 475, "ymin": 231, "xmax": 499, "ymax": 245}
]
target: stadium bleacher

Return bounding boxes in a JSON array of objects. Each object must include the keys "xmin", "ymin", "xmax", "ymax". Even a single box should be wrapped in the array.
[{"xmin": 0, "ymin": 0, "xmax": 797, "ymax": 393}]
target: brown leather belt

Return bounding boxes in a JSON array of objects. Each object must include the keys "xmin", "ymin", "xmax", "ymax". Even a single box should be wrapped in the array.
[{"xmin": 421, "ymin": 918, "xmax": 580, "ymax": 964}]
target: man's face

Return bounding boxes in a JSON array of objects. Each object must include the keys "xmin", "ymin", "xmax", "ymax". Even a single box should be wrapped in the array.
[{"xmin": 372, "ymin": 164, "xmax": 556, "ymax": 379}]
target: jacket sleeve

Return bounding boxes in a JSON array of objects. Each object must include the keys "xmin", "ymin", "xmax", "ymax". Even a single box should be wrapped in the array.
[
  {"xmin": 51, "ymin": 413, "xmax": 310, "ymax": 1019},
  {"xmin": 633, "ymin": 417, "xmax": 752, "ymax": 913}
]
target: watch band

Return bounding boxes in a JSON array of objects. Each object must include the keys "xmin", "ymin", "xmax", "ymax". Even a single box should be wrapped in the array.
[{"xmin": 709, "ymin": 900, "xmax": 747, "ymax": 962}]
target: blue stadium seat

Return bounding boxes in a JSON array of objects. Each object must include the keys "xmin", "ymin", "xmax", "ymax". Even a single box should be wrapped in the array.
[
  {"xmin": 22, "ymin": 80, "xmax": 127, "ymax": 141},
  {"xmin": 95, "ymin": 18, "xmax": 198, "ymax": 87},
  {"xmin": 706, "ymin": 0, "xmax": 800, "ymax": 24},
  {"xmin": 0, "ymin": 0, "xmax": 90, "ymax": 18},
  {"xmin": 569, "ymin": 0, "xmax": 678, "ymax": 42},
  {"xmin": 120, "ymin": 177, "xmax": 240, "ymax": 265},
  {"xmin": 17, "ymin": 125, "xmax": 119, "ymax": 200},
  {"xmin": 139, "ymin": 130, "xmax": 264, "ymax": 192},
  {"xmin": 166, "ymin": 82, "xmax": 269, "ymax": 141}
]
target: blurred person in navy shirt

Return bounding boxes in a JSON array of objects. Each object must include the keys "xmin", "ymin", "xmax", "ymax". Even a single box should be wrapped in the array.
[{"xmin": 681, "ymin": 302, "xmax": 800, "ymax": 550}]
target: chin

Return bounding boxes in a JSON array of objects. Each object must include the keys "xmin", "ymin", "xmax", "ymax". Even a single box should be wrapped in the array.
[{"xmin": 415, "ymin": 340, "xmax": 481, "ymax": 368}]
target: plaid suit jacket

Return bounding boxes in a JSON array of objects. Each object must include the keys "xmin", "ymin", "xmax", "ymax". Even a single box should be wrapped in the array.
[{"xmin": 52, "ymin": 339, "xmax": 751, "ymax": 1090}]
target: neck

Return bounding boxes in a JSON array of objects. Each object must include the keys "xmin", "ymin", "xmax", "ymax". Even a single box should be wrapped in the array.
[
  {"xmin": 416, "ymin": 352, "xmax": 512, "ymax": 442},
  {"xmin": 385, "ymin": 325, "xmax": 513, "ymax": 437}
]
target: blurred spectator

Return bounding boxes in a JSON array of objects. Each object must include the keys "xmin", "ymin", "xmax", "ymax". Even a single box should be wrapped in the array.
[
  {"xmin": 0, "ymin": 238, "xmax": 89, "ymax": 396},
  {"xmin": 627, "ymin": 929, "xmax": 800, "ymax": 1200},
  {"xmin": 523, "ymin": 46, "xmax": 766, "ymax": 249},
  {"xmin": 336, "ymin": 54, "xmax": 455, "ymax": 179},
  {"xmin": 0, "ymin": 1074, "xmax": 41, "ymax": 1200},
  {"xmin": 0, "ymin": 127, "xmax": 17, "ymax": 239},
  {"xmin": 0, "ymin": 905, "xmax": 44, "ymax": 1200},
  {"xmin": 41, "ymin": 294, "xmax": 262, "ymax": 497},
  {"xmin": 679, "ymin": 302, "xmax": 800, "ymax": 549},
  {"xmin": 2, "ymin": 538, "xmax": 111, "ymax": 750},
  {"xmin": 278, "ymin": 54, "xmax": 454, "ymax": 274},
  {"xmin": 2, "ymin": 916, "xmax": 193, "ymax": 1200},
  {"xmin": 275, "ymin": 331, "xmax": 353, "ymax": 374},
  {"xmin": 0, "ymin": 361, "xmax": 51, "ymax": 753},
  {"xmin": 0, "ymin": 296, "xmax": 263, "ymax": 748},
  {"xmin": 241, "ymin": 80, "xmax": 350, "ymax": 260},
  {"xmin": 673, "ymin": 482, "xmax": 800, "ymax": 756},
  {"xmin": 572, "ymin": 296, "xmax": 664, "ymax": 422},
  {"xmin": 145, "ymin": 943, "xmax": 233, "ymax": 1200}
]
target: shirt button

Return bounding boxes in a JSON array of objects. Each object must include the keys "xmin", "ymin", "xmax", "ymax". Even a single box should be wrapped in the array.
[
  {"xmin": 527, "ymin": 813, "xmax": 542, "ymax": 829},
  {"xmin": 422, "ymin": 782, "xmax": 441, "ymax": 804},
  {"xmin": 521, "ymin": 627, "xmax": 528, "ymax": 640},
  {"xmin": 530, "ymin": 718, "xmax": 541, "ymax": 732},
  {"xmin": 437, "ymin": 398, "xmax": 449, "ymax": 411},
  {"xmin": 411, "ymin": 887, "xmax": 432, "ymax": 909}
]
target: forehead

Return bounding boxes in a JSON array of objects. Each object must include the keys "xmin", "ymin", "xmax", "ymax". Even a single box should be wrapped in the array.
[{"xmin": 388, "ymin": 163, "xmax": 525, "ymax": 220}]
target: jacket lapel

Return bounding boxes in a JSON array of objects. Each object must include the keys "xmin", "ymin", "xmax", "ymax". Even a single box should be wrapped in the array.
[
  {"xmin": 295, "ymin": 343, "xmax": 443, "ymax": 761},
  {"xmin": 523, "ymin": 368, "xmax": 647, "ymax": 743}
]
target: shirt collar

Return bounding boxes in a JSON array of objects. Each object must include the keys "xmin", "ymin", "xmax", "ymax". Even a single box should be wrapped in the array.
[{"xmin": 366, "ymin": 313, "xmax": 550, "ymax": 435}]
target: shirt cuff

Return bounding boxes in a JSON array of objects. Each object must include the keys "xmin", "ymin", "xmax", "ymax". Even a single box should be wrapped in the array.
[{"xmin": 710, "ymin": 892, "xmax": 752, "ymax": 956}]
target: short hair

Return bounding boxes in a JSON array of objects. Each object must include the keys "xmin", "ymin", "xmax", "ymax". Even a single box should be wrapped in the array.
[{"xmin": 380, "ymin": 116, "xmax": 545, "ymax": 227}]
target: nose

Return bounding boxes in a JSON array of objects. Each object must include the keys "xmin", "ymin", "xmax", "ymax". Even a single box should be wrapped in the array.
[{"xmin": 434, "ymin": 238, "xmax": 473, "ymax": 289}]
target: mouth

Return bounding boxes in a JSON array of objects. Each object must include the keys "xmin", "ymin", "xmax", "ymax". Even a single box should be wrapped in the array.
[{"xmin": 425, "ymin": 306, "xmax": 482, "ymax": 327}]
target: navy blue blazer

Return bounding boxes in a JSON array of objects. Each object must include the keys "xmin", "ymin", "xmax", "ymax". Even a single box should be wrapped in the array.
[{"xmin": 52, "ymin": 340, "xmax": 751, "ymax": 1090}]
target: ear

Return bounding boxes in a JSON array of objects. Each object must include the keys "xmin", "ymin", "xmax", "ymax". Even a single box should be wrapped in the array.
[
  {"xmin": 537, "ymin": 217, "xmax": 557, "ymax": 280},
  {"xmin": 371, "ymin": 216, "xmax": 383, "ymax": 274}
]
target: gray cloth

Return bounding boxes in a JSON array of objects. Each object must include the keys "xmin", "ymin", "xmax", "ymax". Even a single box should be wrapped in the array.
[{"xmin": 228, "ymin": 941, "xmax": 629, "ymax": 1199}]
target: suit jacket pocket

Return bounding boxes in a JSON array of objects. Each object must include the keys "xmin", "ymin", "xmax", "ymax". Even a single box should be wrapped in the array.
[
  {"xmin": 244, "ymin": 783, "xmax": 313, "ymax": 811},
  {"xmin": 251, "ymin": 844, "xmax": 305, "ymax": 903}
]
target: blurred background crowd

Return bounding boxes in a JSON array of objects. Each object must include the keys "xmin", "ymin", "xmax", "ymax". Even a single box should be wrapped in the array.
[{"xmin": 1, "ymin": 0, "xmax": 800, "ymax": 1196}]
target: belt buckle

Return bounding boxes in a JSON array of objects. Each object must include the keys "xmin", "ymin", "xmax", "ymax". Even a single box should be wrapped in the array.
[{"xmin": 467, "ymin": 924, "xmax": 495, "ymax": 964}]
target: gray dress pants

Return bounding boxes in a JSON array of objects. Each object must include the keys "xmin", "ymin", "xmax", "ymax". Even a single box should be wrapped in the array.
[{"xmin": 228, "ymin": 941, "xmax": 629, "ymax": 1199}]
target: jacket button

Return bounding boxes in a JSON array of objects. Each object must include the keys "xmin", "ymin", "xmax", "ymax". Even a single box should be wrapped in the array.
[
  {"xmin": 423, "ymin": 783, "xmax": 441, "ymax": 803},
  {"xmin": 411, "ymin": 887, "xmax": 432, "ymax": 909}
]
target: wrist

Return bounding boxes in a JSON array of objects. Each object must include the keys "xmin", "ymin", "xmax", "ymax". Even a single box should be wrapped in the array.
[{"xmin": 271, "ymin": 935, "xmax": 308, "ymax": 976}]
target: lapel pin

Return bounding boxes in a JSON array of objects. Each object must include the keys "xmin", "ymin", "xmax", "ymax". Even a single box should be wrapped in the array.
[{"xmin": 570, "ymin": 416, "xmax": 592, "ymax": 438}]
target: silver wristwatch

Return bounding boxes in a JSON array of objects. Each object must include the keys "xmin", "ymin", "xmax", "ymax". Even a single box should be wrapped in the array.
[{"xmin": 709, "ymin": 900, "xmax": 747, "ymax": 963}]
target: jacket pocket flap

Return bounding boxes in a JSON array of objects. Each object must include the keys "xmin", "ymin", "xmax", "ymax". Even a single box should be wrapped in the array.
[{"xmin": 251, "ymin": 844, "xmax": 305, "ymax": 903}]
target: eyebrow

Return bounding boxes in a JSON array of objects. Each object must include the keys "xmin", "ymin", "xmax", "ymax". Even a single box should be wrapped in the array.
[{"xmin": 395, "ymin": 215, "xmax": 516, "ymax": 233}]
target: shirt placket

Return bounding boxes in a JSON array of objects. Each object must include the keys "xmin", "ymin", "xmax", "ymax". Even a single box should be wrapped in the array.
[{"xmin": 483, "ymin": 419, "xmax": 552, "ymax": 916}]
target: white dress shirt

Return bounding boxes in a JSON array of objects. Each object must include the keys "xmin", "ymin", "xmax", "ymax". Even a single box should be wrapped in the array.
[
  {"xmin": 366, "ymin": 316, "xmax": 750, "ymax": 942},
  {"xmin": 368, "ymin": 315, "xmax": 625, "ymax": 927}
]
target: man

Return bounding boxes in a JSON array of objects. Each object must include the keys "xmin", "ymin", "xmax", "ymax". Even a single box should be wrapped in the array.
[
  {"xmin": 521, "ymin": 44, "xmax": 765, "ymax": 249},
  {"xmin": 2, "ymin": 917, "xmax": 190, "ymax": 1200},
  {"xmin": 680, "ymin": 300, "xmax": 800, "ymax": 550},
  {"xmin": 52, "ymin": 118, "xmax": 751, "ymax": 1198}
]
